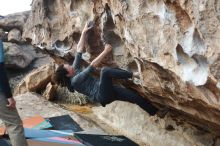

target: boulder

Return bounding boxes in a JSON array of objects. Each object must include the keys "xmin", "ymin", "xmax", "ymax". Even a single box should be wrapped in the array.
[
  {"xmin": 93, "ymin": 101, "xmax": 215, "ymax": 146},
  {"xmin": 42, "ymin": 82, "xmax": 57, "ymax": 101},
  {"xmin": 215, "ymin": 139, "xmax": 220, "ymax": 146},
  {"xmin": 0, "ymin": 29, "xmax": 5, "ymax": 37},
  {"xmin": 0, "ymin": 29, "xmax": 7, "ymax": 41},
  {"xmin": 22, "ymin": 0, "xmax": 94, "ymax": 56},
  {"xmin": 122, "ymin": 61, "xmax": 220, "ymax": 134},
  {"xmin": 22, "ymin": 0, "xmax": 220, "ymax": 134},
  {"xmin": 3, "ymin": 42, "xmax": 35, "ymax": 69},
  {"xmin": 14, "ymin": 63, "xmax": 55, "ymax": 95},
  {"xmin": 8, "ymin": 28, "xmax": 22, "ymax": 42},
  {"xmin": 210, "ymin": 55, "xmax": 220, "ymax": 80},
  {"xmin": 0, "ymin": 11, "xmax": 30, "ymax": 31}
]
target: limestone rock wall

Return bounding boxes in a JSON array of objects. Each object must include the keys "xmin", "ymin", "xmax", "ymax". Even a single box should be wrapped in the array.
[
  {"xmin": 22, "ymin": 0, "xmax": 220, "ymax": 134},
  {"xmin": 14, "ymin": 63, "xmax": 55, "ymax": 95},
  {"xmin": 93, "ymin": 101, "xmax": 217, "ymax": 146},
  {"xmin": 3, "ymin": 42, "xmax": 36, "ymax": 69},
  {"xmin": 0, "ymin": 11, "xmax": 30, "ymax": 31}
]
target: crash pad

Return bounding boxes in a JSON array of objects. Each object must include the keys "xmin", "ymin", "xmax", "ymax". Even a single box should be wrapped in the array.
[
  {"xmin": 48, "ymin": 115, "xmax": 83, "ymax": 132},
  {"xmin": 24, "ymin": 128, "xmax": 73, "ymax": 138},
  {"xmin": 23, "ymin": 115, "xmax": 52, "ymax": 129},
  {"xmin": 27, "ymin": 139, "xmax": 84, "ymax": 146},
  {"xmin": 0, "ymin": 138, "xmax": 11, "ymax": 146},
  {"xmin": 74, "ymin": 133, "xmax": 139, "ymax": 146},
  {"xmin": 0, "ymin": 115, "xmax": 52, "ymax": 137},
  {"xmin": 33, "ymin": 136, "xmax": 83, "ymax": 145}
]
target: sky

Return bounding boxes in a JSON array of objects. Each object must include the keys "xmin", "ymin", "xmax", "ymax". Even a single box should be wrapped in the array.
[{"xmin": 0, "ymin": 0, "xmax": 32, "ymax": 16}]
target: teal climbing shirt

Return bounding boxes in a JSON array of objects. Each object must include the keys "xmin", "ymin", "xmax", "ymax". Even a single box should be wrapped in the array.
[{"xmin": 0, "ymin": 39, "xmax": 4, "ymax": 63}]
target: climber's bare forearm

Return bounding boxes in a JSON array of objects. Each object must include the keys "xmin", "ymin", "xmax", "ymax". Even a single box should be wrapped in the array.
[
  {"xmin": 76, "ymin": 32, "xmax": 87, "ymax": 53},
  {"xmin": 90, "ymin": 50, "xmax": 109, "ymax": 67},
  {"xmin": 76, "ymin": 22, "xmax": 93, "ymax": 53},
  {"xmin": 91, "ymin": 44, "xmax": 112, "ymax": 68}
]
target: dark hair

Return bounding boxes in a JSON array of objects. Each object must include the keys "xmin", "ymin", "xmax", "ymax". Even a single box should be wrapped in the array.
[{"xmin": 52, "ymin": 64, "xmax": 70, "ymax": 87}]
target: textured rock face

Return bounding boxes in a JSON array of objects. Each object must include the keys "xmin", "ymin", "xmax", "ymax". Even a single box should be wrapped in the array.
[
  {"xmin": 14, "ymin": 63, "xmax": 55, "ymax": 95},
  {"xmin": 211, "ymin": 55, "xmax": 220, "ymax": 80},
  {"xmin": 3, "ymin": 42, "xmax": 36, "ymax": 69},
  {"xmin": 42, "ymin": 82, "xmax": 57, "ymax": 101},
  {"xmin": 0, "ymin": 11, "xmax": 30, "ymax": 31},
  {"xmin": 93, "ymin": 101, "xmax": 216, "ymax": 146},
  {"xmin": 0, "ymin": 29, "xmax": 5, "ymax": 37},
  {"xmin": 22, "ymin": 0, "xmax": 220, "ymax": 134},
  {"xmin": 8, "ymin": 28, "xmax": 22, "ymax": 42}
]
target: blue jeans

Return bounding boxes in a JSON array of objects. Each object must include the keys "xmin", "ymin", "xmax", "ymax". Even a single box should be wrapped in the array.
[{"xmin": 98, "ymin": 67, "xmax": 158, "ymax": 115}]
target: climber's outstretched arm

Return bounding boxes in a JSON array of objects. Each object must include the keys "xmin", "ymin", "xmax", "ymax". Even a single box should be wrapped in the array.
[
  {"xmin": 90, "ymin": 44, "xmax": 112, "ymax": 68},
  {"xmin": 76, "ymin": 22, "xmax": 93, "ymax": 53}
]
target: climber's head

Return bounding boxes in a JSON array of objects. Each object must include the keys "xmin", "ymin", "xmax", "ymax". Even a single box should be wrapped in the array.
[
  {"xmin": 52, "ymin": 64, "xmax": 74, "ymax": 87},
  {"xmin": 63, "ymin": 64, "xmax": 75, "ymax": 77}
]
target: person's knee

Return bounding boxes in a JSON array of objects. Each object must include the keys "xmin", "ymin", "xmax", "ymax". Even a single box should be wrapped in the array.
[{"xmin": 101, "ymin": 67, "xmax": 111, "ymax": 76}]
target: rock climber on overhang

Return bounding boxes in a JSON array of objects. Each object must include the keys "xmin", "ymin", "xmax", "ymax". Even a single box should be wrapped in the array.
[{"xmin": 52, "ymin": 21, "xmax": 159, "ymax": 116}]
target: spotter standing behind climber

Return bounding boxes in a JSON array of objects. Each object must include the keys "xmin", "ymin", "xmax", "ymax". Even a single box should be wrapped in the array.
[
  {"xmin": 52, "ymin": 22, "xmax": 158, "ymax": 116},
  {"xmin": 0, "ymin": 34, "xmax": 28, "ymax": 146}
]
